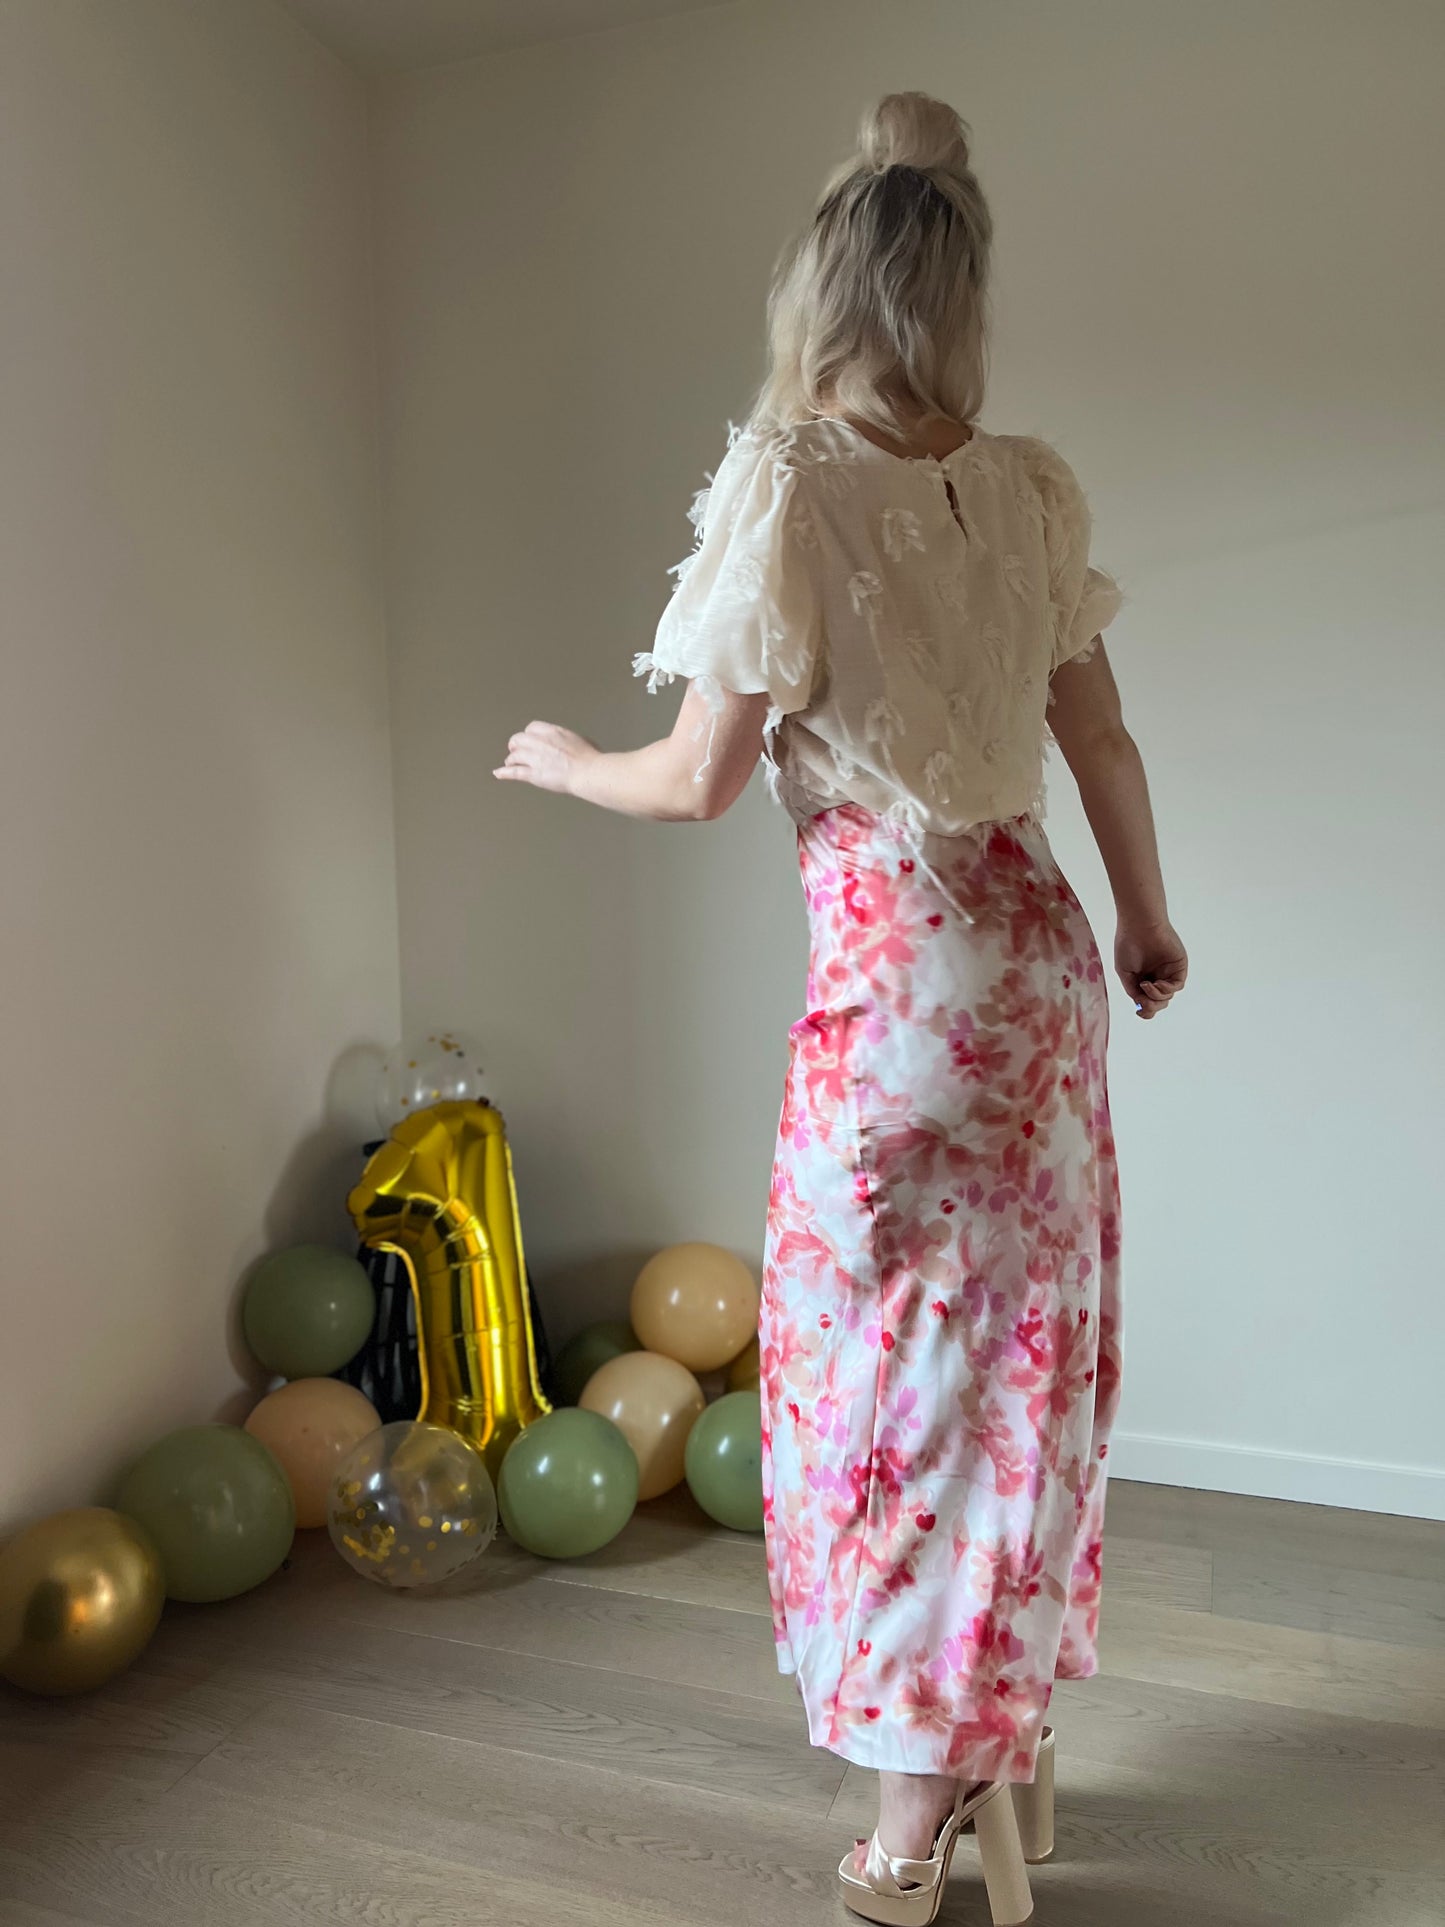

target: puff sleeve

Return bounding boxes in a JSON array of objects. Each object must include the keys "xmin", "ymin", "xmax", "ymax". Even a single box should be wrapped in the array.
[
  {"xmin": 634, "ymin": 430, "xmax": 822, "ymax": 716},
  {"xmin": 1022, "ymin": 439, "xmax": 1123, "ymax": 673}
]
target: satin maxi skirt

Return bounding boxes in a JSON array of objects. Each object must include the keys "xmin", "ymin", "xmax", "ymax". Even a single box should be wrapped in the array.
[{"xmin": 759, "ymin": 804, "xmax": 1122, "ymax": 1783}]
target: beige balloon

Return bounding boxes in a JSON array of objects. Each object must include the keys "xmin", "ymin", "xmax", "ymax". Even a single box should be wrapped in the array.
[
  {"xmin": 579, "ymin": 1351, "xmax": 705, "ymax": 1501},
  {"xmin": 244, "ymin": 1378, "xmax": 381, "ymax": 1528},
  {"xmin": 630, "ymin": 1242, "xmax": 759, "ymax": 1374},
  {"xmin": 726, "ymin": 1337, "xmax": 761, "ymax": 1392}
]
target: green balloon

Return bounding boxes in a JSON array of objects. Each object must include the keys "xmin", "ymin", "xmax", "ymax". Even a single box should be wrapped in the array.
[
  {"xmin": 684, "ymin": 1391, "xmax": 764, "ymax": 1533},
  {"xmin": 242, "ymin": 1245, "xmax": 375, "ymax": 1378},
  {"xmin": 497, "ymin": 1408, "xmax": 638, "ymax": 1559},
  {"xmin": 552, "ymin": 1318, "xmax": 641, "ymax": 1406},
  {"xmin": 115, "ymin": 1425, "xmax": 295, "ymax": 1602}
]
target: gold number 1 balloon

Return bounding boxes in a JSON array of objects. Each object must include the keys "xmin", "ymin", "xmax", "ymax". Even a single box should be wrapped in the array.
[{"xmin": 348, "ymin": 1100, "xmax": 550, "ymax": 1480}]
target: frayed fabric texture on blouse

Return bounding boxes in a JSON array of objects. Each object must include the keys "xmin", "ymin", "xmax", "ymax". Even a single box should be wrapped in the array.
[{"xmin": 634, "ymin": 417, "xmax": 1121, "ymax": 827}]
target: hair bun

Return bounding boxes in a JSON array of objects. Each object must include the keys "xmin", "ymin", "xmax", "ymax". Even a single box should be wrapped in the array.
[{"xmin": 858, "ymin": 92, "xmax": 972, "ymax": 175}]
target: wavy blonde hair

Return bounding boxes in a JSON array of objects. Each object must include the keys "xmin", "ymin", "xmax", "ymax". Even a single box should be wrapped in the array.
[{"xmin": 752, "ymin": 92, "xmax": 993, "ymax": 438}]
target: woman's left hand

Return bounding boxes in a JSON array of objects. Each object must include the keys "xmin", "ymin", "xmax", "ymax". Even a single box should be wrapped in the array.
[{"xmin": 494, "ymin": 721, "xmax": 598, "ymax": 795}]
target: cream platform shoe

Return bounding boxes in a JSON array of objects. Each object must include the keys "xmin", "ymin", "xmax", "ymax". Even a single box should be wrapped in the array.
[
  {"xmin": 1011, "ymin": 1726, "xmax": 1056, "ymax": 1864},
  {"xmin": 838, "ymin": 1778, "xmax": 1033, "ymax": 1927}
]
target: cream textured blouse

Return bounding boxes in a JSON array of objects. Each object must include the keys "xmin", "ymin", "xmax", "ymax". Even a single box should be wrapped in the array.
[{"xmin": 634, "ymin": 417, "xmax": 1121, "ymax": 837}]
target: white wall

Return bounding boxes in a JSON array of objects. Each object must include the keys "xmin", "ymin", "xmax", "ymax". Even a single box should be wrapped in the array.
[
  {"xmin": 371, "ymin": 0, "xmax": 1445, "ymax": 1519},
  {"xmin": 0, "ymin": 0, "xmax": 400, "ymax": 1527}
]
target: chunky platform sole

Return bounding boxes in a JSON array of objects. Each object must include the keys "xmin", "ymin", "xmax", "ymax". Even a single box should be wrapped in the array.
[{"xmin": 839, "ymin": 1779, "xmax": 1033, "ymax": 1927}]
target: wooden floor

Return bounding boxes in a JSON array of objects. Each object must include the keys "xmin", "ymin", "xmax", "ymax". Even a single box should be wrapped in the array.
[{"xmin": 1, "ymin": 1478, "xmax": 1442, "ymax": 1926}]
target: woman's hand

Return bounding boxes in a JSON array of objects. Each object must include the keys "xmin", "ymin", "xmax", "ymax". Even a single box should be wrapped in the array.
[
  {"xmin": 492, "ymin": 684, "xmax": 768, "ymax": 821},
  {"xmin": 494, "ymin": 721, "xmax": 599, "ymax": 796},
  {"xmin": 1115, "ymin": 922, "xmax": 1188, "ymax": 1019}
]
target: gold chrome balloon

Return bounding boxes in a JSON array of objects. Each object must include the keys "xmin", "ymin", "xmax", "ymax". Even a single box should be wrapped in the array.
[
  {"xmin": 0, "ymin": 1508, "xmax": 164, "ymax": 1696},
  {"xmin": 349, "ymin": 1100, "xmax": 550, "ymax": 1481}
]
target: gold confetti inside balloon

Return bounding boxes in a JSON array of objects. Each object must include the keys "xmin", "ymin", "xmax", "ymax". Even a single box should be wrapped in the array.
[
  {"xmin": 327, "ymin": 1420, "xmax": 497, "ymax": 1589},
  {"xmin": 349, "ymin": 1099, "xmax": 550, "ymax": 1482},
  {"xmin": 375, "ymin": 1031, "xmax": 488, "ymax": 1135},
  {"xmin": 0, "ymin": 1508, "xmax": 164, "ymax": 1696}
]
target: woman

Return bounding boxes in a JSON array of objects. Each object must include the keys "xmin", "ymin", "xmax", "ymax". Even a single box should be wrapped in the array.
[{"xmin": 497, "ymin": 92, "xmax": 1186, "ymax": 1927}]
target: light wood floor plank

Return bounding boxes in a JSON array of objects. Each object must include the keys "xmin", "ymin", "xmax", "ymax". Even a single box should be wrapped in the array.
[
  {"xmin": 1106, "ymin": 1479, "xmax": 1445, "ymax": 1583},
  {"xmin": 194, "ymin": 1699, "xmax": 846, "ymax": 1925},
  {"xmin": 290, "ymin": 1548, "xmax": 797, "ymax": 1705},
  {"xmin": 1103, "ymin": 1534, "xmax": 1214, "ymax": 1611},
  {"xmin": 0, "ymin": 1645, "xmax": 253, "ymax": 1824},
  {"xmin": 840, "ymin": 1681, "xmax": 1443, "ymax": 1865},
  {"xmin": 157, "ymin": 1606, "xmax": 845, "ymax": 1815},
  {"xmin": 0, "ymin": 1775, "xmax": 698, "ymax": 1927},
  {"xmin": 1100, "ymin": 1594, "xmax": 1445, "ymax": 1729},
  {"xmin": 1211, "ymin": 1545, "xmax": 1445, "ymax": 1649},
  {"xmin": 0, "ymin": 1903, "xmax": 118, "ymax": 1927},
  {"xmin": 535, "ymin": 1489, "xmax": 775, "ymax": 1615},
  {"xmin": 1047, "ymin": 1670, "xmax": 1445, "ymax": 1803}
]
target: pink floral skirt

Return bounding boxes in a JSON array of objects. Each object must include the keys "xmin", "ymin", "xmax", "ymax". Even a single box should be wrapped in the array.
[{"xmin": 759, "ymin": 804, "xmax": 1122, "ymax": 1782}]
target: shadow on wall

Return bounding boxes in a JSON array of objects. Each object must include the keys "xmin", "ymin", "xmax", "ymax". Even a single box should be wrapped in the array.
[
  {"xmin": 535, "ymin": 1246, "xmax": 661, "ymax": 1351},
  {"xmin": 216, "ymin": 1040, "xmax": 389, "ymax": 1419}
]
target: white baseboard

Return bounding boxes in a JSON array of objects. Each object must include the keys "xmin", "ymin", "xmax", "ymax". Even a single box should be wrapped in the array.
[{"xmin": 1108, "ymin": 1431, "xmax": 1445, "ymax": 1522}]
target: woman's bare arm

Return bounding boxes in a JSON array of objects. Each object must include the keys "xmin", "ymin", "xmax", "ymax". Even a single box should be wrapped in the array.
[
  {"xmin": 1048, "ymin": 644, "xmax": 1187, "ymax": 1018},
  {"xmin": 494, "ymin": 681, "xmax": 769, "ymax": 823}
]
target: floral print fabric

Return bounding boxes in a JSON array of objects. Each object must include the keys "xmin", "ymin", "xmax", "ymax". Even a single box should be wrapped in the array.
[{"xmin": 759, "ymin": 803, "xmax": 1122, "ymax": 1782}]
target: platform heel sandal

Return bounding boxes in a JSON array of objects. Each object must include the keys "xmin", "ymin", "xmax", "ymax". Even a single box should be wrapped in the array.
[
  {"xmin": 839, "ymin": 1779, "xmax": 1033, "ymax": 1927},
  {"xmin": 971, "ymin": 1779, "xmax": 1034, "ymax": 1925},
  {"xmin": 1012, "ymin": 1726, "xmax": 1055, "ymax": 1864}
]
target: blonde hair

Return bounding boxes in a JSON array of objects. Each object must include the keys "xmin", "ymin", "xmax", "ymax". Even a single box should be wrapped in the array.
[{"xmin": 753, "ymin": 92, "xmax": 992, "ymax": 438}]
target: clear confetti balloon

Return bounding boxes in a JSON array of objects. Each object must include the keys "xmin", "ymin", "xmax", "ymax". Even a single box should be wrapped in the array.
[
  {"xmin": 328, "ymin": 1421, "xmax": 497, "ymax": 1589},
  {"xmin": 375, "ymin": 1031, "xmax": 488, "ymax": 1134}
]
